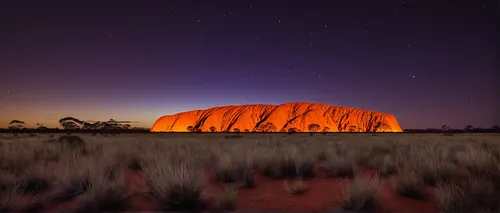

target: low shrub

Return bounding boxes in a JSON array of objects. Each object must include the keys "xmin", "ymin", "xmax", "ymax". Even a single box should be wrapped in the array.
[
  {"xmin": 339, "ymin": 176, "xmax": 381, "ymax": 211},
  {"xmin": 393, "ymin": 171, "xmax": 426, "ymax": 199},
  {"xmin": 146, "ymin": 161, "xmax": 205, "ymax": 212}
]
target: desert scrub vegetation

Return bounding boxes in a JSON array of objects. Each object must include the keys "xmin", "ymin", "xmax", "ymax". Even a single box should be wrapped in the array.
[
  {"xmin": 319, "ymin": 154, "xmax": 357, "ymax": 178},
  {"xmin": 392, "ymin": 171, "xmax": 426, "ymax": 199},
  {"xmin": 435, "ymin": 177, "xmax": 500, "ymax": 212},
  {"xmin": 1, "ymin": 133, "xmax": 500, "ymax": 212},
  {"xmin": 253, "ymin": 146, "xmax": 315, "ymax": 179},
  {"xmin": 212, "ymin": 153, "xmax": 253, "ymax": 184},
  {"xmin": 218, "ymin": 186, "xmax": 238, "ymax": 210},
  {"xmin": 283, "ymin": 180, "xmax": 308, "ymax": 195},
  {"xmin": 146, "ymin": 159, "xmax": 206, "ymax": 212},
  {"xmin": 339, "ymin": 176, "xmax": 381, "ymax": 211},
  {"xmin": 73, "ymin": 166, "xmax": 132, "ymax": 213}
]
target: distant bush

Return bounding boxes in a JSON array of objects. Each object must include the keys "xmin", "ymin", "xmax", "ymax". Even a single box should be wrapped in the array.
[{"xmin": 57, "ymin": 135, "xmax": 86, "ymax": 147}]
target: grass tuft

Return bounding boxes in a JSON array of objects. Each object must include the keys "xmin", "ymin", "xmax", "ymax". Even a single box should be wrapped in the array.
[
  {"xmin": 218, "ymin": 186, "xmax": 237, "ymax": 210},
  {"xmin": 320, "ymin": 156, "xmax": 356, "ymax": 178},
  {"xmin": 392, "ymin": 171, "xmax": 426, "ymax": 199},
  {"xmin": 146, "ymin": 161, "xmax": 206, "ymax": 212},
  {"xmin": 339, "ymin": 176, "xmax": 381, "ymax": 211},
  {"xmin": 283, "ymin": 180, "xmax": 308, "ymax": 195}
]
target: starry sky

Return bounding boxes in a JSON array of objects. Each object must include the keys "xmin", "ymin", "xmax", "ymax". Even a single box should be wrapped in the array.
[{"xmin": 1, "ymin": 0, "xmax": 499, "ymax": 129}]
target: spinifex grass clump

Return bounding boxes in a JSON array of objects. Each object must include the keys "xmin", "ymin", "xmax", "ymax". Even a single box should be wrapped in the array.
[
  {"xmin": 435, "ymin": 178, "xmax": 500, "ymax": 212},
  {"xmin": 392, "ymin": 171, "xmax": 426, "ymax": 199},
  {"xmin": 254, "ymin": 147, "xmax": 315, "ymax": 179},
  {"xmin": 146, "ymin": 160, "xmax": 206, "ymax": 212},
  {"xmin": 213, "ymin": 154, "xmax": 252, "ymax": 184},
  {"xmin": 283, "ymin": 180, "xmax": 308, "ymax": 195},
  {"xmin": 73, "ymin": 167, "xmax": 131, "ymax": 213},
  {"xmin": 218, "ymin": 186, "xmax": 238, "ymax": 210},
  {"xmin": 319, "ymin": 155, "xmax": 356, "ymax": 178},
  {"xmin": 375, "ymin": 155, "xmax": 398, "ymax": 177},
  {"xmin": 339, "ymin": 176, "xmax": 381, "ymax": 211},
  {"xmin": 16, "ymin": 167, "xmax": 54, "ymax": 195}
]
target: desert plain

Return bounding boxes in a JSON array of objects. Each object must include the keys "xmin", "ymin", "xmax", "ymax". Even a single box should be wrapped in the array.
[{"xmin": 1, "ymin": 132, "xmax": 500, "ymax": 213}]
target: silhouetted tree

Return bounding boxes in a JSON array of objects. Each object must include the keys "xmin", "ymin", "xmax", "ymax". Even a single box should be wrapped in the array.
[
  {"xmin": 441, "ymin": 125, "xmax": 449, "ymax": 131},
  {"xmin": 322, "ymin": 126, "xmax": 330, "ymax": 135},
  {"xmin": 348, "ymin": 125, "xmax": 358, "ymax": 133},
  {"xmin": 244, "ymin": 129, "xmax": 250, "ymax": 133},
  {"xmin": 186, "ymin": 126, "xmax": 194, "ymax": 132},
  {"xmin": 280, "ymin": 128, "xmax": 287, "ymax": 132},
  {"xmin": 59, "ymin": 117, "xmax": 84, "ymax": 134},
  {"xmin": 464, "ymin": 125, "xmax": 474, "ymax": 131},
  {"xmin": 308, "ymin": 124, "xmax": 320, "ymax": 135},
  {"xmin": 258, "ymin": 122, "xmax": 277, "ymax": 132},
  {"xmin": 36, "ymin": 123, "xmax": 48, "ymax": 131},
  {"xmin": 9, "ymin": 120, "xmax": 25, "ymax": 136},
  {"xmin": 209, "ymin": 126, "xmax": 216, "ymax": 132},
  {"xmin": 492, "ymin": 125, "xmax": 499, "ymax": 130},
  {"xmin": 121, "ymin": 124, "xmax": 131, "ymax": 130},
  {"xmin": 288, "ymin": 127, "xmax": 298, "ymax": 135},
  {"xmin": 9, "ymin": 120, "xmax": 26, "ymax": 130}
]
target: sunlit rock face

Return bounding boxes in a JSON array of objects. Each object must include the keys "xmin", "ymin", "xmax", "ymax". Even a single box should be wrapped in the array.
[{"xmin": 151, "ymin": 102, "xmax": 403, "ymax": 132}]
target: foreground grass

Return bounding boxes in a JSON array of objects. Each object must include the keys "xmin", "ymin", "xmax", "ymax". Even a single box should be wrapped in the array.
[{"xmin": 0, "ymin": 133, "xmax": 499, "ymax": 212}]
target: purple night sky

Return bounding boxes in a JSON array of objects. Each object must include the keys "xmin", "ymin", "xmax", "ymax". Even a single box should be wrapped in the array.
[{"xmin": 1, "ymin": 0, "xmax": 499, "ymax": 129}]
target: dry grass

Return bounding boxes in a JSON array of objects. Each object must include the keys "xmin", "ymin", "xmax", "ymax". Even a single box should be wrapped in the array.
[
  {"xmin": 339, "ymin": 176, "xmax": 381, "ymax": 211},
  {"xmin": 0, "ymin": 133, "xmax": 500, "ymax": 212},
  {"xmin": 392, "ymin": 171, "xmax": 426, "ymax": 199},
  {"xmin": 218, "ymin": 186, "xmax": 238, "ymax": 210},
  {"xmin": 283, "ymin": 180, "xmax": 308, "ymax": 195},
  {"xmin": 319, "ymin": 155, "xmax": 357, "ymax": 178},
  {"xmin": 146, "ymin": 159, "xmax": 206, "ymax": 212}
]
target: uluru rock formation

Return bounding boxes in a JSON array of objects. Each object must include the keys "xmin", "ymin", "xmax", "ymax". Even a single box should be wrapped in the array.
[{"xmin": 150, "ymin": 102, "xmax": 403, "ymax": 132}]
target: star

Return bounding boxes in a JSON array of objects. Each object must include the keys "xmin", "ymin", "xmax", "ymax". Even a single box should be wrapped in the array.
[
  {"xmin": 364, "ymin": 28, "xmax": 368, "ymax": 33},
  {"xmin": 469, "ymin": 96, "xmax": 473, "ymax": 99},
  {"xmin": 403, "ymin": 1, "xmax": 407, "ymax": 4},
  {"xmin": 278, "ymin": 20, "xmax": 282, "ymax": 23},
  {"xmin": 309, "ymin": 33, "xmax": 313, "ymax": 36},
  {"xmin": 32, "ymin": 56, "xmax": 36, "ymax": 60},
  {"xmin": 412, "ymin": 75, "xmax": 416, "ymax": 79},
  {"xmin": 256, "ymin": 37, "xmax": 260, "ymax": 40},
  {"xmin": 6, "ymin": 89, "xmax": 10, "ymax": 93},
  {"xmin": 324, "ymin": 24, "xmax": 328, "ymax": 28},
  {"xmin": 407, "ymin": 44, "xmax": 412, "ymax": 47},
  {"xmin": 240, "ymin": 78, "xmax": 244, "ymax": 81},
  {"xmin": 109, "ymin": 33, "xmax": 112, "ymax": 37},
  {"xmin": 309, "ymin": 43, "xmax": 313, "ymax": 46},
  {"xmin": 249, "ymin": 5, "xmax": 252, "ymax": 9},
  {"xmin": 251, "ymin": 73, "xmax": 255, "ymax": 77},
  {"xmin": 197, "ymin": 19, "xmax": 201, "ymax": 23}
]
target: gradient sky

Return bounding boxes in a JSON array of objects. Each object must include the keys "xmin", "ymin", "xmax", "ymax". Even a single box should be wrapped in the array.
[{"xmin": 1, "ymin": 0, "xmax": 499, "ymax": 129}]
